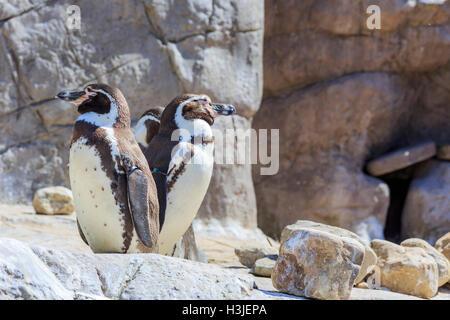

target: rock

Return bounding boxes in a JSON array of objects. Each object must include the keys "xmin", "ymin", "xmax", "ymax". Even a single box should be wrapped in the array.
[
  {"xmin": 32, "ymin": 186, "xmax": 74, "ymax": 215},
  {"xmin": 364, "ymin": 265, "xmax": 381, "ymax": 290},
  {"xmin": 0, "ymin": 237, "xmax": 266, "ymax": 300},
  {"xmin": 370, "ymin": 240, "xmax": 439, "ymax": 299},
  {"xmin": 168, "ymin": 224, "xmax": 207, "ymax": 263},
  {"xmin": 0, "ymin": 0, "xmax": 264, "ymax": 236},
  {"xmin": 356, "ymin": 282, "xmax": 369, "ymax": 289},
  {"xmin": 235, "ymin": 245, "xmax": 277, "ymax": 268},
  {"xmin": 256, "ymin": 0, "xmax": 450, "ymax": 243},
  {"xmin": 280, "ymin": 220, "xmax": 377, "ymax": 284},
  {"xmin": 198, "ymin": 115, "xmax": 258, "ymax": 229},
  {"xmin": 435, "ymin": 232, "xmax": 450, "ymax": 263},
  {"xmin": 366, "ymin": 141, "xmax": 436, "ymax": 176},
  {"xmin": 253, "ymin": 257, "xmax": 277, "ymax": 278},
  {"xmin": 401, "ymin": 160, "xmax": 450, "ymax": 244},
  {"xmin": 254, "ymin": 73, "xmax": 416, "ymax": 240},
  {"xmin": 272, "ymin": 228, "xmax": 365, "ymax": 300},
  {"xmin": 437, "ymin": 145, "xmax": 450, "ymax": 160},
  {"xmin": 401, "ymin": 238, "xmax": 450, "ymax": 287}
]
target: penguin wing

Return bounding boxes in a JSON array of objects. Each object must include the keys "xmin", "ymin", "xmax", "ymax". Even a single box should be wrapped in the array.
[{"xmin": 126, "ymin": 165, "xmax": 154, "ymax": 248}]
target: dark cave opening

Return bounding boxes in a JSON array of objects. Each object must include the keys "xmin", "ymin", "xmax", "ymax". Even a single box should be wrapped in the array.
[{"xmin": 378, "ymin": 167, "xmax": 415, "ymax": 244}]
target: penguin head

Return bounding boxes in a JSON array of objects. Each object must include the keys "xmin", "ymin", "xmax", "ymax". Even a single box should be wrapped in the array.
[
  {"xmin": 164, "ymin": 94, "xmax": 236, "ymax": 128},
  {"xmin": 134, "ymin": 106, "xmax": 164, "ymax": 147},
  {"xmin": 56, "ymin": 83, "xmax": 130, "ymax": 127}
]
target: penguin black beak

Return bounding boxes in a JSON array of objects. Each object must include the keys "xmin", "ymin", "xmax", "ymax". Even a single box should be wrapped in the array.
[
  {"xmin": 211, "ymin": 103, "xmax": 236, "ymax": 116},
  {"xmin": 55, "ymin": 90, "xmax": 86, "ymax": 102}
]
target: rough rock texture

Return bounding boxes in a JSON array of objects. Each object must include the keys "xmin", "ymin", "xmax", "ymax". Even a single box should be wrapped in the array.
[
  {"xmin": 280, "ymin": 220, "xmax": 377, "ymax": 284},
  {"xmin": 254, "ymin": 0, "xmax": 450, "ymax": 239},
  {"xmin": 0, "ymin": 0, "xmax": 263, "ymax": 230},
  {"xmin": 32, "ymin": 186, "xmax": 74, "ymax": 215},
  {"xmin": 0, "ymin": 237, "xmax": 267, "ymax": 300},
  {"xmin": 435, "ymin": 232, "xmax": 450, "ymax": 263},
  {"xmin": 401, "ymin": 238, "xmax": 450, "ymax": 286},
  {"xmin": 253, "ymin": 257, "xmax": 276, "ymax": 278},
  {"xmin": 371, "ymin": 239, "xmax": 439, "ymax": 299},
  {"xmin": 366, "ymin": 141, "xmax": 436, "ymax": 176},
  {"xmin": 401, "ymin": 160, "xmax": 450, "ymax": 244},
  {"xmin": 197, "ymin": 115, "xmax": 258, "ymax": 229},
  {"xmin": 272, "ymin": 228, "xmax": 365, "ymax": 300},
  {"xmin": 235, "ymin": 244, "xmax": 277, "ymax": 268},
  {"xmin": 169, "ymin": 224, "xmax": 207, "ymax": 263},
  {"xmin": 437, "ymin": 145, "xmax": 450, "ymax": 160}
]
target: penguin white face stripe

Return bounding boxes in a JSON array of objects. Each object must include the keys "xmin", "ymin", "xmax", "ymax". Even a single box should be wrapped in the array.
[
  {"xmin": 76, "ymin": 89, "xmax": 119, "ymax": 128},
  {"xmin": 174, "ymin": 95, "xmax": 212, "ymax": 138},
  {"xmin": 75, "ymin": 89, "xmax": 124, "ymax": 174},
  {"xmin": 133, "ymin": 114, "xmax": 161, "ymax": 147}
]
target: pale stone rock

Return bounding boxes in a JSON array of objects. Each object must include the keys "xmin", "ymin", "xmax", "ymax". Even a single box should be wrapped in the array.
[
  {"xmin": 235, "ymin": 245, "xmax": 277, "ymax": 268},
  {"xmin": 252, "ymin": 257, "xmax": 276, "ymax": 278},
  {"xmin": 371, "ymin": 239, "xmax": 439, "ymax": 299},
  {"xmin": 401, "ymin": 238, "xmax": 450, "ymax": 286},
  {"xmin": 272, "ymin": 228, "xmax": 365, "ymax": 300},
  {"xmin": 435, "ymin": 232, "xmax": 450, "ymax": 264},
  {"xmin": 33, "ymin": 186, "xmax": 74, "ymax": 215},
  {"xmin": 280, "ymin": 220, "xmax": 377, "ymax": 284}
]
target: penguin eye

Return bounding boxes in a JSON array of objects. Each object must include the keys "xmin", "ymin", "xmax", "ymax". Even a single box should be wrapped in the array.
[{"xmin": 86, "ymin": 88, "xmax": 93, "ymax": 93}]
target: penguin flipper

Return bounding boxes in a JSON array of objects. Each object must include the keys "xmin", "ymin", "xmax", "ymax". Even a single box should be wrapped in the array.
[
  {"xmin": 126, "ymin": 166, "xmax": 154, "ymax": 248},
  {"xmin": 152, "ymin": 171, "xmax": 167, "ymax": 231},
  {"xmin": 77, "ymin": 219, "xmax": 89, "ymax": 246}
]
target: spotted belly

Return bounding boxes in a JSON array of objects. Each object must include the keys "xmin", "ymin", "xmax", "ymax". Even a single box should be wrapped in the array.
[
  {"xmin": 158, "ymin": 143, "xmax": 214, "ymax": 255},
  {"xmin": 70, "ymin": 139, "xmax": 143, "ymax": 253}
]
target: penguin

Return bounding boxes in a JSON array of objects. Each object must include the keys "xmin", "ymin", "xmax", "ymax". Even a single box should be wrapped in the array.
[
  {"xmin": 56, "ymin": 83, "xmax": 159, "ymax": 254},
  {"xmin": 143, "ymin": 94, "xmax": 235, "ymax": 255},
  {"xmin": 133, "ymin": 106, "xmax": 164, "ymax": 150}
]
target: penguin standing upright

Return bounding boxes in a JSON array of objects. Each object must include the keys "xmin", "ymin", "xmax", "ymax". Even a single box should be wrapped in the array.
[
  {"xmin": 143, "ymin": 94, "xmax": 235, "ymax": 255},
  {"xmin": 56, "ymin": 83, "xmax": 159, "ymax": 253},
  {"xmin": 133, "ymin": 106, "xmax": 165, "ymax": 150}
]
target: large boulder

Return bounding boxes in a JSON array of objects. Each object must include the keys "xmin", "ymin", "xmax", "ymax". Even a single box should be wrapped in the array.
[
  {"xmin": 255, "ymin": 0, "xmax": 450, "ymax": 240},
  {"xmin": 272, "ymin": 228, "xmax": 365, "ymax": 300},
  {"xmin": 0, "ymin": 237, "xmax": 265, "ymax": 299},
  {"xmin": 280, "ymin": 220, "xmax": 377, "ymax": 284},
  {"xmin": 0, "ymin": 0, "xmax": 264, "ymax": 232},
  {"xmin": 401, "ymin": 160, "xmax": 450, "ymax": 244},
  {"xmin": 401, "ymin": 238, "xmax": 450, "ymax": 287},
  {"xmin": 371, "ymin": 240, "xmax": 439, "ymax": 299}
]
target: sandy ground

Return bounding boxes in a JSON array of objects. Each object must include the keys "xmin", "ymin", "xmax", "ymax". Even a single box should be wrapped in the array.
[{"xmin": 0, "ymin": 203, "xmax": 449, "ymax": 300}]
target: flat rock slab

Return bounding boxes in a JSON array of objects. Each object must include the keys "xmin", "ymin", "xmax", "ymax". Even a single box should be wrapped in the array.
[
  {"xmin": 366, "ymin": 141, "xmax": 436, "ymax": 176},
  {"xmin": 0, "ymin": 238, "xmax": 268, "ymax": 300},
  {"xmin": 437, "ymin": 145, "xmax": 450, "ymax": 161}
]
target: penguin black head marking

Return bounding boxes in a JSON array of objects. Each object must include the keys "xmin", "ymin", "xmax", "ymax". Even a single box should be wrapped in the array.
[
  {"xmin": 162, "ymin": 94, "xmax": 236, "ymax": 130},
  {"xmin": 56, "ymin": 83, "xmax": 117, "ymax": 114},
  {"xmin": 56, "ymin": 83, "xmax": 130, "ymax": 127}
]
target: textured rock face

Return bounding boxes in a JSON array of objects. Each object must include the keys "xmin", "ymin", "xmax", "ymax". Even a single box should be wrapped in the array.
[
  {"xmin": 280, "ymin": 220, "xmax": 377, "ymax": 284},
  {"xmin": 401, "ymin": 238, "xmax": 450, "ymax": 286},
  {"xmin": 435, "ymin": 233, "xmax": 450, "ymax": 263},
  {"xmin": 401, "ymin": 160, "xmax": 450, "ymax": 244},
  {"xmin": 234, "ymin": 244, "xmax": 278, "ymax": 268},
  {"xmin": 0, "ymin": 237, "xmax": 265, "ymax": 300},
  {"xmin": 197, "ymin": 115, "xmax": 258, "ymax": 229},
  {"xmin": 371, "ymin": 239, "xmax": 439, "ymax": 299},
  {"xmin": 0, "ymin": 0, "xmax": 264, "ymax": 230},
  {"xmin": 169, "ymin": 224, "xmax": 207, "ymax": 263},
  {"xmin": 272, "ymin": 228, "xmax": 365, "ymax": 300},
  {"xmin": 32, "ymin": 186, "xmax": 74, "ymax": 215},
  {"xmin": 254, "ymin": 0, "xmax": 450, "ymax": 239}
]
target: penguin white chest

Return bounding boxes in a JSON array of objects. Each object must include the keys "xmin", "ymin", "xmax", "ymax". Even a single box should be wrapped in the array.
[
  {"xmin": 69, "ymin": 138, "xmax": 127, "ymax": 253},
  {"xmin": 158, "ymin": 142, "xmax": 214, "ymax": 254}
]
